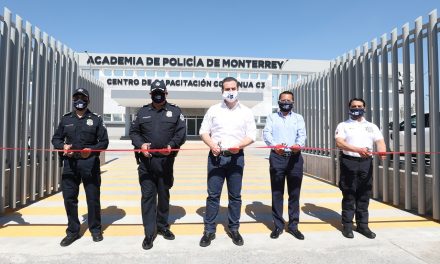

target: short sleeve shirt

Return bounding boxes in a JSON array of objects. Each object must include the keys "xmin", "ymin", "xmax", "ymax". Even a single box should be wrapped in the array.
[{"xmin": 335, "ymin": 118, "xmax": 384, "ymax": 157}]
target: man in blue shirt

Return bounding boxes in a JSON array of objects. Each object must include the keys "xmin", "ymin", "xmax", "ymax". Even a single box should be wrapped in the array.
[{"xmin": 263, "ymin": 91, "xmax": 307, "ymax": 240}]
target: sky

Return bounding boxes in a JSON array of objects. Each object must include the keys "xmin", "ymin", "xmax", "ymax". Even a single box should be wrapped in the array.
[{"xmin": 1, "ymin": 0, "xmax": 440, "ymax": 60}]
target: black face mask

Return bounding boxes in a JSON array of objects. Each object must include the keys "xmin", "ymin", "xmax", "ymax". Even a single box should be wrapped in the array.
[
  {"xmin": 73, "ymin": 99, "xmax": 88, "ymax": 110},
  {"xmin": 278, "ymin": 101, "xmax": 293, "ymax": 113},
  {"xmin": 151, "ymin": 91, "xmax": 166, "ymax": 104},
  {"xmin": 349, "ymin": 108, "xmax": 365, "ymax": 119}
]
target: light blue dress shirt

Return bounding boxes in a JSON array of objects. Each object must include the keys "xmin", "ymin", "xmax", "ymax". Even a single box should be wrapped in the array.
[{"xmin": 263, "ymin": 111, "xmax": 307, "ymax": 147}]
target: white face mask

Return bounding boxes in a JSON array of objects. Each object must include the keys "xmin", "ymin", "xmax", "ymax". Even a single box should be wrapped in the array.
[{"xmin": 222, "ymin": 91, "xmax": 238, "ymax": 103}]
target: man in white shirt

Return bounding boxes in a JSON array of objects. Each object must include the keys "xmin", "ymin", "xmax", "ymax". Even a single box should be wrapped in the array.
[
  {"xmin": 335, "ymin": 98, "xmax": 386, "ymax": 239},
  {"xmin": 198, "ymin": 77, "xmax": 256, "ymax": 247}
]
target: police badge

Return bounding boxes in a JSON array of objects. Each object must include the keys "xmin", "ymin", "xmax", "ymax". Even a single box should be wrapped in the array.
[
  {"xmin": 166, "ymin": 111, "xmax": 172, "ymax": 117},
  {"xmin": 87, "ymin": 119, "xmax": 94, "ymax": 126}
]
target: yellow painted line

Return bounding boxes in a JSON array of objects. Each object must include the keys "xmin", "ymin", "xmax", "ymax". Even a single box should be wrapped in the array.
[{"xmin": 1, "ymin": 218, "xmax": 439, "ymax": 237}]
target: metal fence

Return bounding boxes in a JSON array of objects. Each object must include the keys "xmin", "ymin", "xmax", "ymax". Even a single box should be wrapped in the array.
[
  {"xmin": 0, "ymin": 8, "xmax": 104, "ymax": 214},
  {"xmin": 291, "ymin": 10, "xmax": 440, "ymax": 219}
]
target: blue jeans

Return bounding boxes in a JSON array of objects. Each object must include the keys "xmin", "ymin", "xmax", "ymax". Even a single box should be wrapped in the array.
[{"xmin": 204, "ymin": 151, "xmax": 244, "ymax": 233}]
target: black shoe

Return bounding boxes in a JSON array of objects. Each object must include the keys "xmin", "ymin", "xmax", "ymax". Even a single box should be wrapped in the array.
[
  {"xmin": 157, "ymin": 229, "xmax": 175, "ymax": 240},
  {"xmin": 227, "ymin": 230, "xmax": 244, "ymax": 246},
  {"xmin": 342, "ymin": 226, "xmax": 354, "ymax": 239},
  {"xmin": 287, "ymin": 228, "xmax": 305, "ymax": 240},
  {"xmin": 199, "ymin": 232, "xmax": 216, "ymax": 247},
  {"xmin": 270, "ymin": 227, "xmax": 283, "ymax": 239},
  {"xmin": 142, "ymin": 235, "xmax": 156, "ymax": 250},
  {"xmin": 356, "ymin": 227, "xmax": 376, "ymax": 239},
  {"xmin": 92, "ymin": 232, "xmax": 103, "ymax": 242},
  {"xmin": 60, "ymin": 234, "xmax": 80, "ymax": 247}
]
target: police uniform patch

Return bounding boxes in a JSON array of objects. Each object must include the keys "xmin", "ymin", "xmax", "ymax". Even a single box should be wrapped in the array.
[
  {"xmin": 166, "ymin": 111, "xmax": 173, "ymax": 117},
  {"xmin": 365, "ymin": 126, "xmax": 373, "ymax": 133},
  {"xmin": 180, "ymin": 113, "xmax": 185, "ymax": 121},
  {"xmin": 87, "ymin": 119, "xmax": 94, "ymax": 126}
]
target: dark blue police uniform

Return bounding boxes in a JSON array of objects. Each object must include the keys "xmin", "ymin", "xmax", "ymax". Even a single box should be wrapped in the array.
[
  {"xmin": 52, "ymin": 109, "xmax": 108, "ymax": 237},
  {"xmin": 130, "ymin": 101, "xmax": 186, "ymax": 238}
]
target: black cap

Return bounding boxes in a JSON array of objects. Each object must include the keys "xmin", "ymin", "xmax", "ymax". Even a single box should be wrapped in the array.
[
  {"xmin": 73, "ymin": 88, "xmax": 89, "ymax": 98},
  {"xmin": 150, "ymin": 80, "xmax": 166, "ymax": 92}
]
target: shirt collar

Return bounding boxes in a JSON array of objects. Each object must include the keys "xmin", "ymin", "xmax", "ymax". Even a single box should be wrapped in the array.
[
  {"xmin": 221, "ymin": 100, "xmax": 240, "ymax": 110},
  {"xmin": 347, "ymin": 117, "xmax": 366, "ymax": 123},
  {"xmin": 277, "ymin": 111, "xmax": 292, "ymax": 117}
]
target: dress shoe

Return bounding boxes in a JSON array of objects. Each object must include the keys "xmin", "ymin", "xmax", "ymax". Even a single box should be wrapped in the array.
[
  {"xmin": 157, "ymin": 229, "xmax": 175, "ymax": 240},
  {"xmin": 199, "ymin": 232, "xmax": 216, "ymax": 247},
  {"xmin": 270, "ymin": 227, "xmax": 283, "ymax": 239},
  {"xmin": 342, "ymin": 226, "xmax": 354, "ymax": 239},
  {"xmin": 227, "ymin": 230, "xmax": 244, "ymax": 246},
  {"xmin": 142, "ymin": 235, "xmax": 156, "ymax": 250},
  {"xmin": 60, "ymin": 234, "xmax": 80, "ymax": 247},
  {"xmin": 356, "ymin": 227, "xmax": 376, "ymax": 239},
  {"xmin": 287, "ymin": 228, "xmax": 305, "ymax": 240},
  {"xmin": 92, "ymin": 232, "xmax": 103, "ymax": 242}
]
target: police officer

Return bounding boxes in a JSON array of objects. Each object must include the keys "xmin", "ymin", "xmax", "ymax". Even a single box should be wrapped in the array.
[
  {"xmin": 52, "ymin": 88, "xmax": 109, "ymax": 247},
  {"xmin": 335, "ymin": 98, "xmax": 386, "ymax": 239},
  {"xmin": 263, "ymin": 91, "xmax": 307, "ymax": 240},
  {"xmin": 130, "ymin": 80, "xmax": 186, "ymax": 250}
]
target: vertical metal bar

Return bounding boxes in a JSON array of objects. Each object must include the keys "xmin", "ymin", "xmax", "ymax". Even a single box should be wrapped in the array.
[
  {"xmin": 414, "ymin": 17, "xmax": 426, "ymax": 214},
  {"xmin": 402, "ymin": 23, "xmax": 412, "ymax": 210},
  {"xmin": 45, "ymin": 37, "xmax": 55, "ymax": 195},
  {"xmin": 9, "ymin": 15, "xmax": 23, "ymax": 209},
  {"xmin": 341, "ymin": 55, "xmax": 347, "ymax": 124},
  {"xmin": 428, "ymin": 10, "xmax": 440, "ymax": 220},
  {"xmin": 329, "ymin": 61, "xmax": 336, "ymax": 184},
  {"xmin": 363, "ymin": 43, "xmax": 372, "ymax": 120},
  {"xmin": 371, "ymin": 39, "xmax": 381, "ymax": 199},
  {"xmin": 318, "ymin": 74, "xmax": 324, "ymax": 155},
  {"xmin": 324, "ymin": 74, "xmax": 329, "ymax": 156},
  {"xmin": 30, "ymin": 27, "xmax": 41, "ymax": 202},
  {"xmin": 0, "ymin": 8, "xmax": 12, "ymax": 213},
  {"xmin": 20, "ymin": 21, "xmax": 32, "ymax": 205},
  {"xmin": 356, "ymin": 47, "xmax": 363, "ymax": 98},
  {"xmin": 53, "ymin": 41, "xmax": 62, "ymax": 192},
  {"xmin": 38, "ymin": 32, "xmax": 49, "ymax": 198},
  {"xmin": 336, "ymin": 58, "xmax": 343, "ymax": 124},
  {"xmin": 391, "ymin": 28, "xmax": 400, "ymax": 206},
  {"xmin": 381, "ymin": 33, "xmax": 390, "ymax": 203},
  {"xmin": 348, "ymin": 51, "xmax": 355, "ymax": 100}
]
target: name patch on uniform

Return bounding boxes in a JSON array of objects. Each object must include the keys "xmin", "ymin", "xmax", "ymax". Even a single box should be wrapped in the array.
[
  {"xmin": 166, "ymin": 111, "xmax": 173, "ymax": 117},
  {"xmin": 64, "ymin": 124, "xmax": 74, "ymax": 127},
  {"xmin": 180, "ymin": 113, "xmax": 185, "ymax": 121},
  {"xmin": 142, "ymin": 116, "xmax": 151, "ymax": 119},
  {"xmin": 365, "ymin": 127, "xmax": 373, "ymax": 133},
  {"xmin": 86, "ymin": 119, "xmax": 94, "ymax": 126}
]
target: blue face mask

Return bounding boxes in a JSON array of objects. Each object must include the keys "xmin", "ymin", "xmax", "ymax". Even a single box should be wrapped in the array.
[
  {"xmin": 349, "ymin": 108, "xmax": 365, "ymax": 119},
  {"xmin": 73, "ymin": 99, "xmax": 88, "ymax": 110},
  {"xmin": 278, "ymin": 101, "xmax": 293, "ymax": 113}
]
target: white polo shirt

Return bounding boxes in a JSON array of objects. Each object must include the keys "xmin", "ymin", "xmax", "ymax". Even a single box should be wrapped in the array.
[
  {"xmin": 335, "ymin": 118, "xmax": 384, "ymax": 157},
  {"xmin": 199, "ymin": 101, "xmax": 256, "ymax": 149}
]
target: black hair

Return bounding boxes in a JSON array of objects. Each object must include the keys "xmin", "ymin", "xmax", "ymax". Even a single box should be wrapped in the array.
[
  {"xmin": 279, "ymin": 91, "xmax": 294, "ymax": 100},
  {"xmin": 348, "ymin": 98, "xmax": 365, "ymax": 107},
  {"xmin": 221, "ymin": 77, "xmax": 239, "ymax": 90}
]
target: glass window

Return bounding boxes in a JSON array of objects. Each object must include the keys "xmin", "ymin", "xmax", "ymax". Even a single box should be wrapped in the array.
[
  {"xmin": 219, "ymin": 72, "xmax": 228, "ymax": 79},
  {"xmin": 187, "ymin": 118, "xmax": 196, "ymax": 135},
  {"xmin": 104, "ymin": 69, "xmax": 112, "ymax": 76},
  {"xmin": 182, "ymin": 71, "xmax": 193, "ymax": 78},
  {"xmin": 272, "ymin": 74, "xmax": 279, "ymax": 87},
  {"xmin": 240, "ymin": 73, "xmax": 249, "ymax": 79},
  {"xmin": 197, "ymin": 117, "xmax": 203, "ymax": 135},
  {"xmin": 92, "ymin": 70, "xmax": 100, "ymax": 79},
  {"xmin": 280, "ymin": 74, "xmax": 288, "ymax": 87},
  {"xmin": 146, "ymin": 71, "xmax": 155, "ymax": 77},
  {"xmin": 228, "ymin": 72, "xmax": 237, "ymax": 78},
  {"xmin": 250, "ymin": 73, "xmax": 258, "ymax": 79},
  {"xmin": 259, "ymin": 73, "xmax": 268, "ymax": 80},
  {"xmin": 156, "ymin": 71, "xmax": 165, "ymax": 77},
  {"xmin": 125, "ymin": 70, "xmax": 133, "ymax": 76},
  {"xmin": 103, "ymin": 114, "xmax": 111, "ymax": 122},
  {"xmin": 136, "ymin": 70, "xmax": 145, "ymax": 76},
  {"xmin": 113, "ymin": 114, "xmax": 122, "ymax": 122},
  {"xmin": 169, "ymin": 71, "xmax": 180, "ymax": 77},
  {"xmin": 195, "ymin": 71, "xmax": 206, "ymax": 78},
  {"xmin": 260, "ymin": 116, "xmax": 267, "ymax": 124},
  {"xmin": 290, "ymin": 74, "xmax": 298, "ymax": 83},
  {"xmin": 272, "ymin": 89, "xmax": 279, "ymax": 106},
  {"xmin": 208, "ymin": 72, "xmax": 218, "ymax": 79},
  {"xmin": 114, "ymin": 70, "xmax": 123, "ymax": 77}
]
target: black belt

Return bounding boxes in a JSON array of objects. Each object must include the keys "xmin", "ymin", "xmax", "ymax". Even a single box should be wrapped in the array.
[
  {"xmin": 271, "ymin": 150, "xmax": 297, "ymax": 157},
  {"xmin": 341, "ymin": 153, "xmax": 371, "ymax": 161},
  {"xmin": 217, "ymin": 149, "xmax": 243, "ymax": 157}
]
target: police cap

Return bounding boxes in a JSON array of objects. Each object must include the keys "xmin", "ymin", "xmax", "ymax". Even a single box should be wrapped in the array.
[
  {"xmin": 73, "ymin": 88, "xmax": 89, "ymax": 98},
  {"xmin": 151, "ymin": 80, "xmax": 166, "ymax": 92}
]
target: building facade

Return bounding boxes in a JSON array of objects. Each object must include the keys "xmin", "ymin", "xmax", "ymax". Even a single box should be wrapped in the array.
[{"xmin": 78, "ymin": 53, "xmax": 330, "ymax": 139}]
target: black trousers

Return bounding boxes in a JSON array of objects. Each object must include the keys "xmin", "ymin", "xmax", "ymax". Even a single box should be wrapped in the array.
[
  {"xmin": 138, "ymin": 156, "xmax": 175, "ymax": 236},
  {"xmin": 61, "ymin": 156, "xmax": 101, "ymax": 235},
  {"xmin": 269, "ymin": 151, "xmax": 304, "ymax": 230},
  {"xmin": 339, "ymin": 154, "xmax": 373, "ymax": 229}
]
